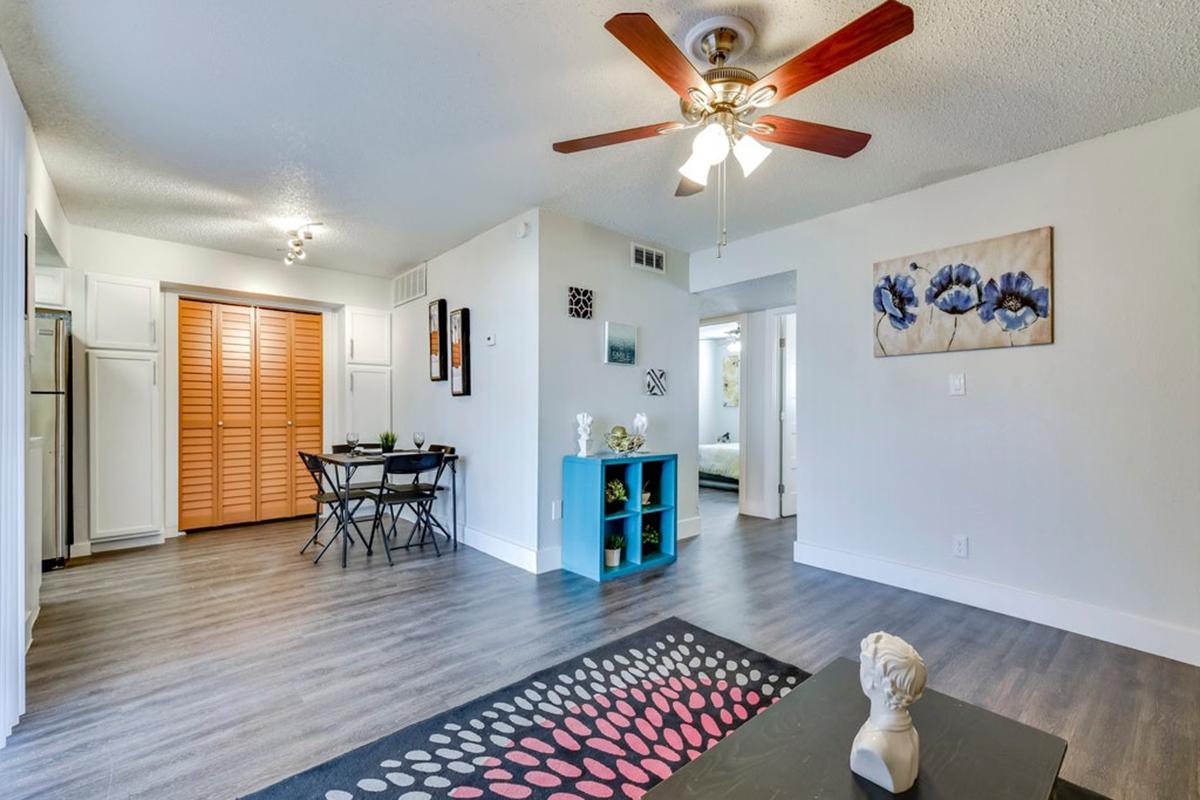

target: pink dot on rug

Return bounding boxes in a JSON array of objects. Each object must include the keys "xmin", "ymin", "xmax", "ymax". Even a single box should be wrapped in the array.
[
  {"xmin": 661, "ymin": 685, "xmax": 680, "ymax": 700},
  {"xmin": 606, "ymin": 711, "xmax": 630, "ymax": 728},
  {"xmin": 523, "ymin": 736, "xmax": 555, "ymax": 754},
  {"xmin": 687, "ymin": 692, "xmax": 705, "ymax": 710},
  {"xmin": 612, "ymin": 687, "xmax": 628, "ymax": 699},
  {"xmin": 667, "ymin": 677, "xmax": 683, "ymax": 692},
  {"xmin": 681, "ymin": 676, "xmax": 697, "ymax": 691},
  {"xmin": 681, "ymin": 724, "xmax": 702, "ymax": 747},
  {"xmin": 746, "ymin": 691, "xmax": 760, "ymax": 705},
  {"xmin": 652, "ymin": 694, "xmax": 670, "ymax": 714},
  {"xmin": 671, "ymin": 702, "xmax": 693, "ymax": 724},
  {"xmin": 549, "ymin": 794, "xmax": 585, "ymax": 800},
  {"xmin": 616, "ymin": 699, "xmax": 634, "ymax": 716},
  {"xmin": 716, "ymin": 680, "xmax": 728, "ymax": 691},
  {"xmin": 506, "ymin": 750, "xmax": 540, "ymax": 767},
  {"xmin": 575, "ymin": 779, "xmax": 615, "ymax": 798},
  {"xmin": 594, "ymin": 694, "xmax": 612, "ymax": 709},
  {"xmin": 663, "ymin": 729, "xmax": 683, "ymax": 750},
  {"xmin": 634, "ymin": 718, "xmax": 658, "ymax": 742},
  {"xmin": 553, "ymin": 730, "xmax": 581, "ymax": 751},
  {"xmin": 485, "ymin": 768, "xmax": 514, "ymax": 781},
  {"xmin": 653, "ymin": 744, "xmax": 681, "ymax": 762},
  {"xmin": 547, "ymin": 758, "xmax": 584, "ymax": 778},
  {"xmin": 710, "ymin": 692, "xmax": 724, "ymax": 708},
  {"xmin": 476, "ymin": 756, "xmax": 502, "ymax": 767},
  {"xmin": 566, "ymin": 718, "xmax": 592, "ymax": 737},
  {"xmin": 525, "ymin": 770, "xmax": 562, "ymax": 788},
  {"xmin": 585, "ymin": 737, "xmax": 626, "ymax": 757},
  {"xmin": 449, "ymin": 789, "xmax": 484, "ymax": 798},
  {"xmin": 596, "ymin": 719, "xmax": 620, "ymax": 740},
  {"xmin": 645, "ymin": 708, "xmax": 662, "ymax": 727},
  {"xmin": 624, "ymin": 731, "xmax": 650, "ymax": 756},
  {"xmin": 490, "ymin": 783, "xmax": 533, "ymax": 799},
  {"xmin": 700, "ymin": 713, "xmax": 721, "ymax": 738},
  {"xmin": 583, "ymin": 757, "xmax": 616, "ymax": 781},
  {"xmin": 630, "ymin": 688, "xmax": 647, "ymax": 703},
  {"xmin": 733, "ymin": 704, "xmax": 748, "ymax": 721},
  {"xmin": 640, "ymin": 758, "xmax": 673, "ymax": 780},
  {"xmin": 730, "ymin": 687, "xmax": 742, "ymax": 703},
  {"xmin": 687, "ymin": 749, "xmax": 701, "ymax": 759},
  {"xmin": 622, "ymin": 784, "xmax": 647, "ymax": 799},
  {"xmin": 582, "ymin": 704, "xmax": 599, "ymax": 718},
  {"xmin": 616, "ymin": 759, "xmax": 650, "ymax": 784},
  {"xmin": 719, "ymin": 709, "xmax": 733, "ymax": 725}
]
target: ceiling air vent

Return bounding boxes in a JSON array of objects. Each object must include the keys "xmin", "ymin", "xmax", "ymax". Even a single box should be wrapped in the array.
[
  {"xmin": 393, "ymin": 263, "xmax": 427, "ymax": 307},
  {"xmin": 630, "ymin": 242, "xmax": 667, "ymax": 275}
]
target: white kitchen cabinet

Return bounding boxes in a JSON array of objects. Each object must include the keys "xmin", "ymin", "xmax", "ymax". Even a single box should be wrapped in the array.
[
  {"xmin": 346, "ymin": 366, "xmax": 392, "ymax": 440},
  {"xmin": 86, "ymin": 273, "xmax": 160, "ymax": 351},
  {"xmin": 88, "ymin": 350, "xmax": 162, "ymax": 541},
  {"xmin": 345, "ymin": 306, "xmax": 391, "ymax": 366},
  {"xmin": 33, "ymin": 267, "xmax": 68, "ymax": 308}
]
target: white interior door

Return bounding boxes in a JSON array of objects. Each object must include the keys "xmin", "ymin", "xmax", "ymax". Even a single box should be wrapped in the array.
[
  {"xmin": 88, "ymin": 350, "xmax": 162, "ymax": 540},
  {"xmin": 780, "ymin": 313, "xmax": 798, "ymax": 517}
]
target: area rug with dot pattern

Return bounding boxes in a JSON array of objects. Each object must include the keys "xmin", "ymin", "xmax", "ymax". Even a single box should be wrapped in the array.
[{"xmin": 241, "ymin": 617, "xmax": 1107, "ymax": 800}]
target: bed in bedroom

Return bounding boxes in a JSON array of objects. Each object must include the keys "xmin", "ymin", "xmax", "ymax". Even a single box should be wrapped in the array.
[{"xmin": 699, "ymin": 442, "xmax": 740, "ymax": 490}]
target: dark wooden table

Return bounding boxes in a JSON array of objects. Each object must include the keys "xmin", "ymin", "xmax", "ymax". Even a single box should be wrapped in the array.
[
  {"xmin": 302, "ymin": 449, "xmax": 459, "ymax": 567},
  {"xmin": 647, "ymin": 658, "xmax": 1067, "ymax": 800}
]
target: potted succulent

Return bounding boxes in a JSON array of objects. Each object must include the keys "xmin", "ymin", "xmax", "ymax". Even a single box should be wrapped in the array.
[
  {"xmin": 642, "ymin": 524, "xmax": 660, "ymax": 554},
  {"xmin": 379, "ymin": 431, "xmax": 397, "ymax": 453},
  {"xmin": 604, "ymin": 533, "xmax": 625, "ymax": 568},
  {"xmin": 605, "ymin": 478, "xmax": 628, "ymax": 514}
]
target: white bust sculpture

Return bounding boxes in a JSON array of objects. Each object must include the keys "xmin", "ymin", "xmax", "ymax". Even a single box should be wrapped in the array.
[
  {"xmin": 632, "ymin": 412, "xmax": 648, "ymax": 437},
  {"xmin": 849, "ymin": 631, "xmax": 927, "ymax": 794},
  {"xmin": 575, "ymin": 412, "xmax": 593, "ymax": 457}
]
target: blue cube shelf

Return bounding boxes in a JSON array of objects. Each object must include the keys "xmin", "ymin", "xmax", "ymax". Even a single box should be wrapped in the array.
[{"xmin": 562, "ymin": 452, "xmax": 678, "ymax": 582}]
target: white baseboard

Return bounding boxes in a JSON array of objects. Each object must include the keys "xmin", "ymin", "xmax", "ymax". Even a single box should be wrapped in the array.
[
  {"xmin": 461, "ymin": 526, "xmax": 539, "ymax": 574},
  {"xmin": 678, "ymin": 515, "xmax": 701, "ymax": 540},
  {"xmin": 24, "ymin": 606, "xmax": 38, "ymax": 652},
  {"xmin": 70, "ymin": 541, "xmax": 92, "ymax": 558},
  {"xmin": 90, "ymin": 532, "xmax": 166, "ymax": 554},
  {"xmin": 793, "ymin": 540, "xmax": 1200, "ymax": 668}
]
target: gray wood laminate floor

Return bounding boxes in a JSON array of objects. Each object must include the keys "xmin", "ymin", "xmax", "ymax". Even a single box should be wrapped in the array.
[{"xmin": 2, "ymin": 489, "xmax": 1196, "ymax": 799}]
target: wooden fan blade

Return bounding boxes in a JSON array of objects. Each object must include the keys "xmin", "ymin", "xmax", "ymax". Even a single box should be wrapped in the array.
[
  {"xmin": 750, "ymin": 116, "xmax": 872, "ymax": 158},
  {"xmin": 605, "ymin": 13, "xmax": 714, "ymax": 102},
  {"xmin": 750, "ymin": 0, "xmax": 913, "ymax": 107},
  {"xmin": 675, "ymin": 177, "xmax": 705, "ymax": 197},
  {"xmin": 553, "ymin": 122, "xmax": 682, "ymax": 154}
]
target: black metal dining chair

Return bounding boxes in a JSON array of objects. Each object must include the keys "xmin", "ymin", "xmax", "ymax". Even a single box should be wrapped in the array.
[
  {"xmin": 412, "ymin": 444, "xmax": 455, "ymax": 545},
  {"xmin": 299, "ymin": 451, "xmax": 374, "ymax": 563},
  {"xmin": 368, "ymin": 451, "xmax": 445, "ymax": 564}
]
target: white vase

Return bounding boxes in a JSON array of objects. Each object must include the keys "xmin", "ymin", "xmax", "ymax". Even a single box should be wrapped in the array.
[{"xmin": 604, "ymin": 548, "xmax": 621, "ymax": 568}]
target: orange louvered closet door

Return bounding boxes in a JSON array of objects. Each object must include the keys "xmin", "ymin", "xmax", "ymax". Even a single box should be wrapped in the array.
[
  {"xmin": 256, "ymin": 308, "xmax": 293, "ymax": 520},
  {"xmin": 178, "ymin": 300, "xmax": 218, "ymax": 529},
  {"xmin": 180, "ymin": 300, "xmax": 323, "ymax": 528},
  {"xmin": 290, "ymin": 311, "xmax": 324, "ymax": 516},
  {"xmin": 216, "ymin": 304, "xmax": 257, "ymax": 524}
]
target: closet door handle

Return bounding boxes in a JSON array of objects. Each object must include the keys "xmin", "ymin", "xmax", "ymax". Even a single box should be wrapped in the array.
[
  {"xmin": 287, "ymin": 420, "xmax": 293, "ymax": 426},
  {"xmin": 218, "ymin": 420, "xmax": 224, "ymax": 427}
]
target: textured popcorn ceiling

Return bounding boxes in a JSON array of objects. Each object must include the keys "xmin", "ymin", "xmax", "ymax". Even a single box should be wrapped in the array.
[{"xmin": 1, "ymin": 1, "xmax": 1198, "ymax": 277}]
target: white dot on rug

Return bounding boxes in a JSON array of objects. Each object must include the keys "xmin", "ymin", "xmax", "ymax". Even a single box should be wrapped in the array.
[{"xmin": 356, "ymin": 778, "xmax": 389, "ymax": 792}]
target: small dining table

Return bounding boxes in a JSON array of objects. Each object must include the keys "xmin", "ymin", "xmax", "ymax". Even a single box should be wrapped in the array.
[{"xmin": 302, "ymin": 448, "xmax": 459, "ymax": 567}]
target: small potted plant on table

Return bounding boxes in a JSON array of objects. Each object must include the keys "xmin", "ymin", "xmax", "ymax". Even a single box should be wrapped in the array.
[
  {"xmin": 605, "ymin": 478, "xmax": 628, "ymax": 514},
  {"xmin": 379, "ymin": 431, "xmax": 397, "ymax": 453},
  {"xmin": 604, "ymin": 533, "xmax": 625, "ymax": 568}
]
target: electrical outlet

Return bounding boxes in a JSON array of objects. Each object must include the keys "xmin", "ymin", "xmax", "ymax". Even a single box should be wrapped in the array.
[
  {"xmin": 948, "ymin": 373, "xmax": 966, "ymax": 396},
  {"xmin": 551, "ymin": 500, "xmax": 562, "ymax": 520},
  {"xmin": 952, "ymin": 535, "xmax": 969, "ymax": 559}
]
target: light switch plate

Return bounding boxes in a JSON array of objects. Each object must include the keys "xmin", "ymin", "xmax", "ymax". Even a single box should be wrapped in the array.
[
  {"xmin": 948, "ymin": 373, "xmax": 966, "ymax": 396},
  {"xmin": 551, "ymin": 500, "xmax": 562, "ymax": 520}
]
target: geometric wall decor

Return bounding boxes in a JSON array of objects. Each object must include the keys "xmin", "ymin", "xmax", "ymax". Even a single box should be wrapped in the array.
[
  {"xmin": 873, "ymin": 227, "xmax": 1053, "ymax": 357},
  {"xmin": 645, "ymin": 368, "xmax": 666, "ymax": 396},
  {"xmin": 568, "ymin": 286, "xmax": 593, "ymax": 319}
]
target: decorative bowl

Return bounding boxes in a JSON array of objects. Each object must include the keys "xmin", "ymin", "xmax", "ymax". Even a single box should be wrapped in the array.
[{"xmin": 604, "ymin": 432, "xmax": 645, "ymax": 454}]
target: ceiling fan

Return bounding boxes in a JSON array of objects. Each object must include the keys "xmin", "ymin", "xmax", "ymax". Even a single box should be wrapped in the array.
[{"xmin": 552, "ymin": 1, "xmax": 914, "ymax": 255}]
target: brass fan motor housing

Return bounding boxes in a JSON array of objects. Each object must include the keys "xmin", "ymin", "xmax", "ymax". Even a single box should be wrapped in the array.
[{"xmin": 680, "ymin": 66, "xmax": 758, "ymax": 122}]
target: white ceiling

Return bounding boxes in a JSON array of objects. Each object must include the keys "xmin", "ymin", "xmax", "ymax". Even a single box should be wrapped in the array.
[{"xmin": 2, "ymin": 1, "xmax": 1198, "ymax": 278}]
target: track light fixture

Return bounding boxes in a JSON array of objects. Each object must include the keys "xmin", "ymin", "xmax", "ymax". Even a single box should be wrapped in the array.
[{"xmin": 280, "ymin": 221, "xmax": 323, "ymax": 264}]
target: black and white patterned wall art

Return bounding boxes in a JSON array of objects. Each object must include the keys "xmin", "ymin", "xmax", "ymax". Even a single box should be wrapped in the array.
[
  {"xmin": 568, "ymin": 286, "xmax": 593, "ymax": 319},
  {"xmin": 645, "ymin": 368, "xmax": 666, "ymax": 396}
]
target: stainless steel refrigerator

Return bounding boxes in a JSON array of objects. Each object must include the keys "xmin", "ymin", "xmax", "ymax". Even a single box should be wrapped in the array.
[{"xmin": 30, "ymin": 309, "xmax": 72, "ymax": 569}]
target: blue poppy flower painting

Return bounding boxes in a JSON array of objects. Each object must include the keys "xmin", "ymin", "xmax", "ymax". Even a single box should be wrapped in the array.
[
  {"xmin": 978, "ymin": 271, "xmax": 1051, "ymax": 332},
  {"xmin": 872, "ymin": 227, "xmax": 1052, "ymax": 356}
]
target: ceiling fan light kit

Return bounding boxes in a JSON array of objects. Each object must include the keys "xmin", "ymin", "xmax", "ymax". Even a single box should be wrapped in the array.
[
  {"xmin": 553, "ymin": 1, "xmax": 915, "ymax": 257},
  {"xmin": 280, "ymin": 221, "xmax": 323, "ymax": 265}
]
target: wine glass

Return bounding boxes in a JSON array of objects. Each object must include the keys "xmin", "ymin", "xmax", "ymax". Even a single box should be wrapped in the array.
[
  {"xmin": 346, "ymin": 432, "xmax": 360, "ymax": 454},
  {"xmin": 413, "ymin": 431, "xmax": 425, "ymax": 450}
]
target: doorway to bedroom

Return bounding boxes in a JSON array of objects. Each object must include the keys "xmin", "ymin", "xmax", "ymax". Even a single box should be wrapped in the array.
[{"xmin": 698, "ymin": 319, "xmax": 744, "ymax": 515}]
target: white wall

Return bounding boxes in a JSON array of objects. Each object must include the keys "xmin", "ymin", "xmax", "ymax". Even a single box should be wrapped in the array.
[
  {"xmin": 690, "ymin": 107, "xmax": 1200, "ymax": 666},
  {"xmin": 391, "ymin": 210, "xmax": 541, "ymax": 568},
  {"xmin": 698, "ymin": 338, "xmax": 738, "ymax": 444},
  {"xmin": 537, "ymin": 211, "xmax": 700, "ymax": 561}
]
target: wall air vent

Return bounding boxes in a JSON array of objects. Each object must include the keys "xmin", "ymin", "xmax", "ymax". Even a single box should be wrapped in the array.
[
  {"xmin": 393, "ymin": 263, "xmax": 427, "ymax": 306},
  {"xmin": 630, "ymin": 242, "xmax": 667, "ymax": 275}
]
